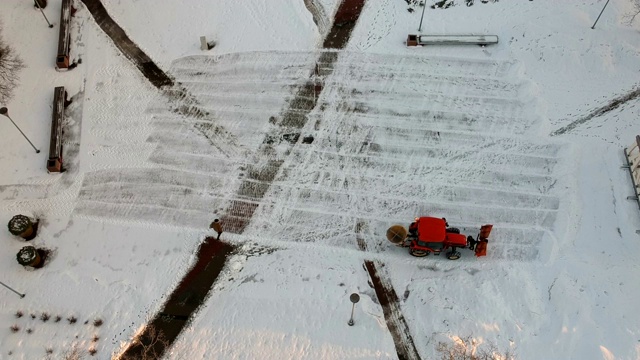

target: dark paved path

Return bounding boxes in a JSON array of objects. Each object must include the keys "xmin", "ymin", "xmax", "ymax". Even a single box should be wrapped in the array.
[
  {"xmin": 356, "ymin": 221, "xmax": 422, "ymax": 360},
  {"xmin": 323, "ymin": 0, "xmax": 366, "ymax": 48},
  {"xmin": 118, "ymin": 240, "xmax": 234, "ymax": 359},
  {"xmin": 80, "ymin": 0, "xmax": 173, "ymax": 88}
]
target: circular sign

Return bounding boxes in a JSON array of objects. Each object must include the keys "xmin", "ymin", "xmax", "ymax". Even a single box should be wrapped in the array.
[{"xmin": 350, "ymin": 293, "xmax": 360, "ymax": 303}]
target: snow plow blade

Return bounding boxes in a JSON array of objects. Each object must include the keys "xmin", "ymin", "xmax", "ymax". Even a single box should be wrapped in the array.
[{"xmin": 474, "ymin": 224, "xmax": 492, "ymax": 257}]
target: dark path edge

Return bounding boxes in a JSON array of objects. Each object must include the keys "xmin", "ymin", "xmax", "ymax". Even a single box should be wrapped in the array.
[
  {"xmin": 364, "ymin": 260, "xmax": 422, "ymax": 360},
  {"xmin": 80, "ymin": 0, "xmax": 174, "ymax": 88},
  {"xmin": 357, "ymin": 220, "xmax": 422, "ymax": 360},
  {"xmin": 551, "ymin": 86, "xmax": 640, "ymax": 136},
  {"xmin": 117, "ymin": 239, "xmax": 235, "ymax": 359}
]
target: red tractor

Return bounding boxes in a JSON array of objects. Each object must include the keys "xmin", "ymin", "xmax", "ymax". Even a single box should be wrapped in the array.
[{"xmin": 387, "ymin": 217, "xmax": 493, "ymax": 260}]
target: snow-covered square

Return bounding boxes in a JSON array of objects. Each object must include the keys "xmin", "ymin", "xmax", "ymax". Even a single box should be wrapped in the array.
[{"xmin": 1, "ymin": 0, "xmax": 640, "ymax": 359}]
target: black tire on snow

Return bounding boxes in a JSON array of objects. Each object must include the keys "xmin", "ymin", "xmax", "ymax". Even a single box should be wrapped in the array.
[
  {"xmin": 410, "ymin": 249, "xmax": 429, "ymax": 257},
  {"xmin": 446, "ymin": 251, "xmax": 461, "ymax": 260},
  {"xmin": 446, "ymin": 227, "xmax": 460, "ymax": 234}
]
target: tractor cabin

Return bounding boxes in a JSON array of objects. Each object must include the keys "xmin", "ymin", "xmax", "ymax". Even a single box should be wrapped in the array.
[{"xmin": 408, "ymin": 217, "xmax": 468, "ymax": 260}]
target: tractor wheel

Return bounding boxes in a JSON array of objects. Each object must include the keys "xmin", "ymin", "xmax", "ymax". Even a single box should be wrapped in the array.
[
  {"xmin": 446, "ymin": 251, "xmax": 461, "ymax": 260},
  {"xmin": 410, "ymin": 249, "xmax": 429, "ymax": 257},
  {"xmin": 446, "ymin": 227, "xmax": 460, "ymax": 234}
]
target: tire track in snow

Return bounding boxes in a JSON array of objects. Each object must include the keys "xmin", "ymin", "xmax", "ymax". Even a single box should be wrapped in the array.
[
  {"xmin": 256, "ymin": 47, "xmax": 565, "ymax": 262},
  {"xmin": 285, "ymin": 148, "xmax": 559, "ymax": 192},
  {"xmin": 74, "ymin": 52, "xmax": 310, "ymax": 224},
  {"xmin": 249, "ymin": 49, "xmax": 559, "ymax": 356},
  {"xmin": 246, "ymin": 212, "xmax": 547, "ymax": 262},
  {"xmin": 551, "ymin": 86, "xmax": 640, "ymax": 136},
  {"xmin": 81, "ymin": 0, "xmax": 245, "ymax": 165},
  {"xmin": 303, "ymin": 0, "xmax": 331, "ymax": 38},
  {"xmin": 330, "ymin": 52, "xmax": 518, "ymax": 78}
]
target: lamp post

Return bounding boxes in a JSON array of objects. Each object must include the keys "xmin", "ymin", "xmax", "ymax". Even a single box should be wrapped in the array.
[
  {"xmin": 0, "ymin": 281, "xmax": 25, "ymax": 298},
  {"xmin": 347, "ymin": 293, "xmax": 360, "ymax": 326},
  {"xmin": 0, "ymin": 107, "xmax": 40, "ymax": 153},
  {"xmin": 591, "ymin": 0, "xmax": 610, "ymax": 29},
  {"xmin": 418, "ymin": 1, "xmax": 427, "ymax": 32},
  {"xmin": 33, "ymin": 0, "xmax": 54, "ymax": 28}
]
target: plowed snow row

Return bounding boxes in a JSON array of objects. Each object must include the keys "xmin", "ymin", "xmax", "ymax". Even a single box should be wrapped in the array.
[{"xmin": 75, "ymin": 51, "xmax": 567, "ymax": 264}]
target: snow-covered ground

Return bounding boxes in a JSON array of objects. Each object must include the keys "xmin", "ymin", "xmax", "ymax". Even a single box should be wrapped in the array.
[{"xmin": 1, "ymin": 0, "xmax": 640, "ymax": 359}]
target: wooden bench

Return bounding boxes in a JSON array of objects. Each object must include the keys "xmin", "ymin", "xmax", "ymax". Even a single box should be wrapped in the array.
[
  {"xmin": 407, "ymin": 34, "xmax": 499, "ymax": 47},
  {"xmin": 56, "ymin": 0, "xmax": 72, "ymax": 69},
  {"xmin": 47, "ymin": 86, "xmax": 66, "ymax": 173}
]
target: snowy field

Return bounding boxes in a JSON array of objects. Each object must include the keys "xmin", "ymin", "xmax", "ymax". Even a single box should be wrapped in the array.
[{"xmin": 1, "ymin": 0, "xmax": 640, "ymax": 359}]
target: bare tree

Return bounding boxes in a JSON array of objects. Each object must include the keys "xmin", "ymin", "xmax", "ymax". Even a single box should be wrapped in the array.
[
  {"xmin": 115, "ymin": 325, "xmax": 170, "ymax": 360},
  {"xmin": 0, "ymin": 22, "xmax": 25, "ymax": 103},
  {"xmin": 436, "ymin": 335, "xmax": 516, "ymax": 360}
]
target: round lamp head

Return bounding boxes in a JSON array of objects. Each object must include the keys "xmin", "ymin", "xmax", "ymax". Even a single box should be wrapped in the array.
[{"xmin": 350, "ymin": 293, "xmax": 360, "ymax": 304}]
